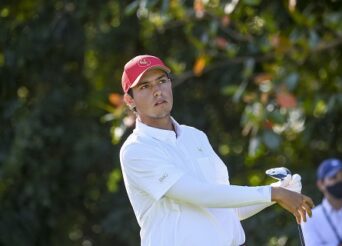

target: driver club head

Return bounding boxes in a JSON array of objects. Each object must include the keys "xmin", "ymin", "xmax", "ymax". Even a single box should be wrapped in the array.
[{"xmin": 265, "ymin": 167, "xmax": 291, "ymax": 181}]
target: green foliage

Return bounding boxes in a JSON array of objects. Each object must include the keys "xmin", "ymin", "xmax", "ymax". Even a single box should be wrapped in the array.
[{"xmin": 1, "ymin": 0, "xmax": 341, "ymax": 245}]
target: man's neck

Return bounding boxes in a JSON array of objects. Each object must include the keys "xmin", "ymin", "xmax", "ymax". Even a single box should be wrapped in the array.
[
  {"xmin": 327, "ymin": 196, "xmax": 342, "ymax": 210},
  {"xmin": 138, "ymin": 116, "xmax": 174, "ymax": 131}
]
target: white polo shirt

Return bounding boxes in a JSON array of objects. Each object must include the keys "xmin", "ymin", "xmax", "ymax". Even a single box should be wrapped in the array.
[
  {"xmin": 301, "ymin": 198, "xmax": 342, "ymax": 246},
  {"xmin": 120, "ymin": 118, "xmax": 270, "ymax": 246}
]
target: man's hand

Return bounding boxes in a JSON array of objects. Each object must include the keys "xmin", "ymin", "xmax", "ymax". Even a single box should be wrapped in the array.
[
  {"xmin": 271, "ymin": 187, "xmax": 314, "ymax": 224},
  {"xmin": 271, "ymin": 174, "xmax": 302, "ymax": 193}
]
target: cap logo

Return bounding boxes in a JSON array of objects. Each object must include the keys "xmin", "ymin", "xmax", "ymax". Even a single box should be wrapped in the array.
[{"xmin": 138, "ymin": 58, "xmax": 151, "ymax": 67}]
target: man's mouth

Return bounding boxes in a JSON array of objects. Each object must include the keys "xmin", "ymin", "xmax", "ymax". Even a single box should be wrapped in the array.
[{"xmin": 154, "ymin": 99, "xmax": 167, "ymax": 106}]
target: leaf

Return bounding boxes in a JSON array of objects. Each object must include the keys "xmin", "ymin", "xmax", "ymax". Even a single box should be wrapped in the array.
[
  {"xmin": 109, "ymin": 93, "xmax": 123, "ymax": 108},
  {"xmin": 254, "ymin": 73, "xmax": 272, "ymax": 84},
  {"xmin": 194, "ymin": 0, "xmax": 205, "ymax": 18},
  {"xmin": 146, "ymin": 0, "xmax": 159, "ymax": 8},
  {"xmin": 262, "ymin": 130, "xmax": 281, "ymax": 150},
  {"xmin": 309, "ymin": 30, "xmax": 320, "ymax": 49},
  {"xmin": 224, "ymin": 0, "xmax": 239, "ymax": 14},
  {"xmin": 270, "ymin": 35, "xmax": 292, "ymax": 53},
  {"xmin": 284, "ymin": 73, "xmax": 299, "ymax": 90},
  {"xmin": 268, "ymin": 111, "xmax": 286, "ymax": 124},
  {"xmin": 248, "ymin": 137, "xmax": 260, "ymax": 156},
  {"xmin": 288, "ymin": 0, "xmax": 297, "ymax": 12},
  {"xmin": 221, "ymin": 85, "xmax": 239, "ymax": 96},
  {"xmin": 276, "ymin": 91, "xmax": 297, "ymax": 108},
  {"xmin": 107, "ymin": 169, "xmax": 122, "ymax": 193},
  {"xmin": 215, "ymin": 37, "xmax": 228, "ymax": 49},
  {"xmin": 263, "ymin": 119, "xmax": 273, "ymax": 129},
  {"xmin": 243, "ymin": 0, "xmax": 261, "ymax": 6},
  {"xmin": 124, "ymin": 1, "xmax": 139, "ymax": 16},
  {"xmin": 193, "ymin": 56, "xmax": 207, "ymax": 76},
  {"xmin": 221, "ymin": 15, "xmax": 230, "ymax": 27},
  {"xmin": 233, "ymin": 79, "xmax": 249, "ymax": 102},
  {"xmin": 242, "ymin": 58, "xmax": 255, "ymax": 79},
  {"xmin": 161, "ymin": 0, "xmax": 169, "ymax": 13}
]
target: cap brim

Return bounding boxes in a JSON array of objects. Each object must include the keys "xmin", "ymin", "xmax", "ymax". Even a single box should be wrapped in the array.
[
  {"xmin": 129, "ymin": 65, "xmax": 171, "ymax": 89},
  {"xmin": 325, "ymin": 166, "xmax": 342, "ymax": 178}
]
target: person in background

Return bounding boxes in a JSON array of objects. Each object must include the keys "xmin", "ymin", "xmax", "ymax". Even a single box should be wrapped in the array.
[{"xmin": 302, "ymin": 158, "xmax": 342, "ymax": 246}]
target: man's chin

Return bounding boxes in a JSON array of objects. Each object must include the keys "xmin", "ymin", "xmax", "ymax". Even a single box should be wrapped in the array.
[{"xmin": 153, "ymin": 112, "xmax": 171, "ymax": 119}]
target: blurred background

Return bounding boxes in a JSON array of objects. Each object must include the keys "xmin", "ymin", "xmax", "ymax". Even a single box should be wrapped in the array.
[{"xmin": 0, "ymin": 0, "xmax": 341, "ymax": 245}]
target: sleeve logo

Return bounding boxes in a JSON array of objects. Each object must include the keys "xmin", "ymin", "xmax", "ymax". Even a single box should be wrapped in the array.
[{"xmin": 159, "ymin": 173, "xmax": 169, "ymax": 182}]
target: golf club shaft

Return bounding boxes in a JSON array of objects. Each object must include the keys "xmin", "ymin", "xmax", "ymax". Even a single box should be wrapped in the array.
[{"xmin": 298, "ymin": 224, "xmax": 305, "ymax": 246}]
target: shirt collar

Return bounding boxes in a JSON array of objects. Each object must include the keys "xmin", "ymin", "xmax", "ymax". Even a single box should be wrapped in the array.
[
  {"xmin": 322, "ymin": 198, "xmax": 341, "ymax": 213},
  {"xmin": 134, "ymin": 117, "xmax": 181, "ymax": 143}
]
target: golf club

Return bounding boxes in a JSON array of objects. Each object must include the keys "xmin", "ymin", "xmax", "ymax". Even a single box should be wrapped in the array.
[{"xmin": 266, "ymin": 167, "xmax": 305, "ymax": 246}]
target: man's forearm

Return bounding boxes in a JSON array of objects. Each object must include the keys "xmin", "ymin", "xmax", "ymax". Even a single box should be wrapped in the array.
[{"xmin": 165, "ymin": 174, "xmax": 271, "ymax": 208}]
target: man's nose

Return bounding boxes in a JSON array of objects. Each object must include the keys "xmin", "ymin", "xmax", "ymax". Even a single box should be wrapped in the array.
[{"xmin": 152, "ymin": 83, "xmax": 162, "ymax": 97}]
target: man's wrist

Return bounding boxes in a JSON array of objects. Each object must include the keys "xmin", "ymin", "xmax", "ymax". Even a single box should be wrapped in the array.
[{"xmin": 271, "ymin": 186, "xmax": 283, "ymax": 202}]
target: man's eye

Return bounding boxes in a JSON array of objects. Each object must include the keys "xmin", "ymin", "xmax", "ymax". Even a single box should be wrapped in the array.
[
  {"xmin": 140, "ymin": 84, "xmax": 149, "ymax": 90},
  {"xmin": 159, "ymin": 79, "xmax": 168, "ymax": 84}
]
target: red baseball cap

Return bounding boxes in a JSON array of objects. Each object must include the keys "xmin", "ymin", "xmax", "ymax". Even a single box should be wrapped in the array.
[{"xmin": 121, "ymin": 55, "xmax": 171, "ymax": 93}]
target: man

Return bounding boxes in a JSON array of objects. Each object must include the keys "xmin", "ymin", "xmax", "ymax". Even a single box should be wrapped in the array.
[
  {"xmin": 119, "ymin": 54, "xmax": 314, "ymax": 246},
  {"xmin": 302, "ymin": 158, "xmax": 342, "ymax": 246}
]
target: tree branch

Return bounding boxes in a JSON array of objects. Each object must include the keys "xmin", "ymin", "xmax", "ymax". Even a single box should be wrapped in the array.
[{"xmin": 173, "ymin": 37, "xmax": 342, "ymax": 87}]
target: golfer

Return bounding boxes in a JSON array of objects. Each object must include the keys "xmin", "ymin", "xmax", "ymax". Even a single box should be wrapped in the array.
[{"xmin": 119, "ymin": 55, "xmax": 314, "ymax": 246}]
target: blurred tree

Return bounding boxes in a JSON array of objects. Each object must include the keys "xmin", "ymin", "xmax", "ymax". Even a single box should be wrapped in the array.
[{"xmin": 0, "ymin": 0, "xmax": 341, "ymax": 245}]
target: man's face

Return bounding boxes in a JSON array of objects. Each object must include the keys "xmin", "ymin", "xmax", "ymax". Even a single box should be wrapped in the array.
[
  {"xmin": 318, "ymin": 170, "xmax": 342, "ymax": 197},
  {"xmin": 128, "ymin": 69, "xmax": 173, "ymax": 126}
]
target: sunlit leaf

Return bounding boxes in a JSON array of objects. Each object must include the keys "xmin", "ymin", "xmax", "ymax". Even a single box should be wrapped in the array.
[
  {"xmin": 243, "ymin": 92, "xmax": 257, "ymax": 103},
  {"xmin": 313, "ymin": 100, "xmax": 327, "ymax": 117},
  {"xmin": 108, "ymin": 93, "xmax": 123, "ymax": 108},
  {"xmin": 248, "ymin": 137, "xmax": 260, "ymax": 156},
  {"xmin": 193, "ymin": 0, "xmax": 205, "ymax": 18},
  {"xmin": 215, "ymin": 36, "xmax": 228, "ymax": 49},
  {"xmin": 224, "ymin": 0, "xmax": 239, "ymax": 14},
  {"xmin": 254, "ymin": 73, "xmax": 272, "ymax": 84},
  {"xmin": 107, "ymin": 169, "xmax": 122, "ymax": 193},
  {"xmin": 221, "ymin": 15, "xmax": 230, "ymax": 27},
  {"xmin": 270, "ymin": 35, "xmax": 292, "ymax": 53},
  {"xmin": 288, "ymin": 0, "xmax": 296, "ymax": 12},
  {"xmin": 221, "ymin": 85, "xmax": 239, "ymax": 96},
  {"xmin": 263, "ymin": 119, "xmax": 273, "ymax": 129},
  {"xmin": 276, "ymin": 91, "xmax": 297, "ymax": 108},
  {"xmin": 193, "ymin": 56, "xmax": 207, "ymax": 76},
  {"xmin": 124, "ymin": 0, "xmax": 139, "ymax": 15}
]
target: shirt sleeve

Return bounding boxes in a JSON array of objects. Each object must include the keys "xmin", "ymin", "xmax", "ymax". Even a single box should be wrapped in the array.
[
  {"xmin": 166, "ymin": 174, "xmax": 272, "ymax": 208},
  {"xmin": 236, "ymin": 203, "xmax": 274, "ymax": 220},
  {"xmin": 120, "ymin": 143, "xmax": 185, "ymax": 201}
]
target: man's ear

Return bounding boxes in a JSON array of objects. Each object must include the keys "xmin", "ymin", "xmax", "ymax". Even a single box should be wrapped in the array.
[
  {"xmin": 124, "ymin": 93, "xmax": 136, "ymax": 110},
  {"xmin": 316, "ymin": 180, "xmax": 325, "ymax": 193}
]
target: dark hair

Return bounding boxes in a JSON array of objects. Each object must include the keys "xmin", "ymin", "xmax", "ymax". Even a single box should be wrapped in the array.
[
  {"xmin": 126, "ymin": 88, "xmax": 136, "ymax": 112},
  {"xmin": 127, "ymin": 88, "xmax": 134, "ymax": 98}
]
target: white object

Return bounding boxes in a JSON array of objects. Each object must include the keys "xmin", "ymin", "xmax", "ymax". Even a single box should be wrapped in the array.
[
  {"xmin": 271, "ymin": 173, "xmax": 302, "ymax": 193},
  {"xmin": 266, "ymin": 167, "xmax": 291, "ymax": 180},
  {"xmin": 120, "ymin": 118, "xmax": 272, "ymax": 246}
]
